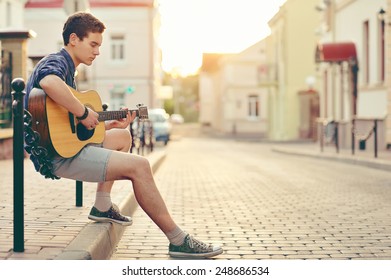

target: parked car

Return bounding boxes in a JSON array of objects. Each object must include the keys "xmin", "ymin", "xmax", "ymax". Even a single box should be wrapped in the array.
[
  {"xmin": 148, "ymin": 108, "xmax": 172, "ymax": 145},
  {"xmin": 170, "ymin": 113, "xmax": 184, "ymax": 124}
]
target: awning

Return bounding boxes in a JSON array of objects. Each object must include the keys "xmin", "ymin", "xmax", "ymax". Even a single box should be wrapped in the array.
[{"xmin": 315, "ymin": 42, "xmax": 357, "ymax": 63}]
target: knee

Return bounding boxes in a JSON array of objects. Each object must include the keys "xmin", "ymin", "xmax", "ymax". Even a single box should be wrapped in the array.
[
  {"xmin": 134, "ymin": 156, "xmax": 152, "ymax": 176},
  {"xmin": 119, "ymin": 129, "xmax": 132, "ymax": 151},
  {"xmin": 103, "ymin": 129, "xmax": 132, "ymax": 152}
]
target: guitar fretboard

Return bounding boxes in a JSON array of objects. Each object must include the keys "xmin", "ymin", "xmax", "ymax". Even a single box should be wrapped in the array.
[{"xmin": 98, "ymin": 110, "xmax": 139, "ymax": 122}]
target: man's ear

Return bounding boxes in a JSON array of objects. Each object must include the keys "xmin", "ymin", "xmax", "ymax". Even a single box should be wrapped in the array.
[{"xmin": 69, "ymin": 33, "xmax": 79, "ymax": 46}]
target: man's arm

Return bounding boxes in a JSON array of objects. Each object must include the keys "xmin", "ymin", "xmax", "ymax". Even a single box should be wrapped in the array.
[{"xmin": 39, "ymin": 74, "xmax": 99, "ymax": 128}]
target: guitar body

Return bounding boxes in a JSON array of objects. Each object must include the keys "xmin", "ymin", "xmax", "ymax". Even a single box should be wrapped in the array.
[{"xmin": 28, "ymin": 87, "xmax": 105, "ymax": 158}]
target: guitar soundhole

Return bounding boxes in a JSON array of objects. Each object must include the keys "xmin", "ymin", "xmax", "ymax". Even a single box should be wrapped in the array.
[{"xmin": 76, "ymin": 123, "xmax": 94, "ymax": 141}]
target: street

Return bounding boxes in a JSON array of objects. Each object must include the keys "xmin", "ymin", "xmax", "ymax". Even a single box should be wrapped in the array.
[{"xmin": 111, "ymin": 125, "xmax": 391, "ymax": 260}]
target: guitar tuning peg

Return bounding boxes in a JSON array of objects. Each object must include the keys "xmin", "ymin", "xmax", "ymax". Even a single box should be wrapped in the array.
[{"xmin": 102, "ymin": 103, "xmax": 108, "ymax": 111}]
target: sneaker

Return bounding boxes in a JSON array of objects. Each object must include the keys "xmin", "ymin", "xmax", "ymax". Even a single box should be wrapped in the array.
[
  {"xmin": 88, "ymin": 204, "xmax": 133, "ymax": 226},
  {"xmin": 169, "ymin": 234, "xmax": 223, "ymax": 258}
]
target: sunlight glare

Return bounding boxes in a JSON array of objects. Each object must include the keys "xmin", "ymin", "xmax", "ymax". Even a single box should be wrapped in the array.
[{"xmin": 158, "ymin": 0, "xmax": 286, "ymax": 76}]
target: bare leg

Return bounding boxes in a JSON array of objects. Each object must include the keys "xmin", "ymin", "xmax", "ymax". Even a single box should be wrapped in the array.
[
  {"xmin": 97, "ymin": 129, "xmax": 132, "ymax": 193},
  {"xmin": 98, "ymin": 128, "xmax": 177, "ymax": 233},
  {"xmin": 100, "ymin": 128, "xmax": 222, "ymax": 258}
]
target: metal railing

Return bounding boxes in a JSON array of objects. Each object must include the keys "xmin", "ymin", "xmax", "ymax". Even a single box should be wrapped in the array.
[
  {"xmin": 351, "ymin": 117, "xmax": 385, "ymax": 158},
  {"xmin": 11, "ymin": 78, "xmax": 25, "ymax": 252},
  {"xmin": 12, "ymin": 78, "xmax": 84, "ymax": 252}
]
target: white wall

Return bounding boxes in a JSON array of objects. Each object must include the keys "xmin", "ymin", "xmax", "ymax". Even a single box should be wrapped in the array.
[
  {"xmin": 335, "ymin": 0, "xmax": 387, "ymax": 118},
  {"xmin": 0, "ymin": 0, "xmax": 27, "ymax": 29},
  {"xmin": 24, "ymin": 9, "xmax": 67, "ymax": 56},
  {"xmin": 217, "ymin": 42, "xmax": 269, "ymax": 135},
  {"xmin": 199, "ymin": 74, "xmax": 214, "ymax": 125},
  {"xmin": 24, "ymin": 4, "xmax": 159, "ymax": 111},
  {"xmin": 90, "ymin": 7, "xmax": 158, "ymax": 109},
  {"xmin": 358, "ymin": 90, "xmax": 387, "ymax": 118}
]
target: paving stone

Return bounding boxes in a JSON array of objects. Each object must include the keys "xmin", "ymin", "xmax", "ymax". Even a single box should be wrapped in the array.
[
  {"xmin": 111, "ymin": 137, "xmax": 391, "ymax": 260},
  {"xmin": 3, "ymin": 131, "xmax": 391, "ymax": 260}
]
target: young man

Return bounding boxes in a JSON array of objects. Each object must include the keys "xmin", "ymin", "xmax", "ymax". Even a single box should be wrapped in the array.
[{"xmin": 25, "ymin": 12, "xmax": 222, "ymax": 258}]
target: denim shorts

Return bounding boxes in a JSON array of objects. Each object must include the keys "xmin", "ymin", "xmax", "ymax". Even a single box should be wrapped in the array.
[{"xmin": 51, "ymin": 144, "xmax": 112, "ymax": 182}]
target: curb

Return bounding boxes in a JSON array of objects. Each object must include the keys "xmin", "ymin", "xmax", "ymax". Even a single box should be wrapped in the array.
[
  {"xmin": 55, "ymin": 149, "xmax": 167, "ymax": 260},
  {"xmin": 272, "ymin": 146, "xmax": 391, "ymax": 172}
]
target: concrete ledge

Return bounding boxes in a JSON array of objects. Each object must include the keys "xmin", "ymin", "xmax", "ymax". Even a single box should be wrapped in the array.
[
  {"xmin": 55, "ymin": 149, "xmax": 167, "ymax": 260},
  {"xmin": 272, "ymin": 146, "xmax": 391, "ymax": 172}
]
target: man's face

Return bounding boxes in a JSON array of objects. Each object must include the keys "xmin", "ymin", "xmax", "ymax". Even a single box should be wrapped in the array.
[{"xmin": 72, "ymin": 32, "xmax": 103, "ymax": 66}]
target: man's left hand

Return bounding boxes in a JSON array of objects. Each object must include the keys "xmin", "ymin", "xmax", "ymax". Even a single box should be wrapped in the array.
[{"xmin": 105, "ymin": 108, "xmax": 136, "ymax": 130}]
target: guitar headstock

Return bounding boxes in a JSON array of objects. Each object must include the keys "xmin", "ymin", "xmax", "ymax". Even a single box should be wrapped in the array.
[{"xmin": 136, "ymin": 104, "xmax": 148, "ymax": 120}]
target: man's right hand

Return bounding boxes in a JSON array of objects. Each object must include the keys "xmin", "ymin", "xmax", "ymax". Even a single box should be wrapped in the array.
[{"xmin": 80, "ymin": 107, "xmax": 100, "ymax": 130}]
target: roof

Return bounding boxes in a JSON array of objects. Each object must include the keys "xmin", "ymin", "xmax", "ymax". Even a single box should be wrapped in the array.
[
  {"xmin": 25, "ymin": 0, "xmax": 154, "ymax": 8},
  {"xmin": 315, "ymin": 42, "xmax": 357, "ymax": 63},
  {"xmin": 90, "ymin": 0, "xmax": 154, "ymax": 7},
  {"xmin": 25, "ymin": 0, "xmax": 63, "ymax": 8}
]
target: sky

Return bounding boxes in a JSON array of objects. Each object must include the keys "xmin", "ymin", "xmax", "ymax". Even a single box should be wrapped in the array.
[{"xmin": 158, "ymin": 0, "xmax": 286, "ymax": 76}]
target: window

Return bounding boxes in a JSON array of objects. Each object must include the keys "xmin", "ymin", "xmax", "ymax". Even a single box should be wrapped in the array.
[
  {"xmin": 248, "ymin": 95, "xmax": 259, "ymax": 118},
  {"xmin": 363, "ymin": 20, "xmax": 370, "ymax": 84},
  {"xmin": 73, "ymin": 0, "xmax": 79, "ymax": 12},
  {"xmin": 324, "ymin": 0, "xmax": 333, "ymax": 32},
  {"xmin": 378, "ymin": 16, "xmax": 385, "ymax": 83},
  {"xmin": 111, "ymin": 34, "xmax": 125, "ymax": 61},
  {"xmin": 6, "ymin": 2, "xmax": 11, "ymax": 27}
]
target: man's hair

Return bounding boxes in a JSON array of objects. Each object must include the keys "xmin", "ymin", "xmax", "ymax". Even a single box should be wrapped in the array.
[{"xmin": 62, "ymin": 12, "xmax": 106, "ymax": 45}]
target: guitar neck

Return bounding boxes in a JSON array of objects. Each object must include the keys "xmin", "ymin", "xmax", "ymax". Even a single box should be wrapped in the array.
[{"xmin": 98, "ymin": 109, "xmax": 139, "ymax": 122}]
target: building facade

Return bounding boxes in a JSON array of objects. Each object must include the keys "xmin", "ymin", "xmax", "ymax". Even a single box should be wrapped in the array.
[
  {"xmin": 199, "ymin": 41, "xmax": 270, "ymax": 137},
  {"xmin": 24, "ymin": 0, "xmax": 161, "ymax": 110},
  {"xmin": 267, "ymin": 0, "xmax": 321, "ymax": 141},
  {"xmin": 199, "ymin": 0, "xmax": 321, "ymax": 140},
  {"xmin": 315, "ymin": 0, "xmax": 388, "ymax": 150}
]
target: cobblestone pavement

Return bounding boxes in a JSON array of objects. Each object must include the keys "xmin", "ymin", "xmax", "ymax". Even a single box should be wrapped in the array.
[
  {"xmin": 0, "ymin": 150, "xmax": 162, "ymax": 260},
  {"xmin": 0, "ymin": 159, "xmax": 96, "ymax": 259},
  {"xmin": 111, "ymin": 135, "xmax": 391, "ymax": 260}
]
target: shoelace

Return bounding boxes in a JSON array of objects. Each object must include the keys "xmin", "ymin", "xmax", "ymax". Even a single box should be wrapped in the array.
[
  {"xmin": 187, "ymin": 236, "xmax": 212, "ymax": 252},
  {"xmin": 109, "ymin": 206, "xmax": 128, "ymax": 221}
]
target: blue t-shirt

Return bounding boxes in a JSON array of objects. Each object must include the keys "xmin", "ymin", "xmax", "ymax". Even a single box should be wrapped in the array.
[
  {"xmin": 25, "ymin": 48, "xmax": 76, "ymax": 172},
  {"xmin": 25, "ymin": 48, "xmax": 76, "ymax": 108}
]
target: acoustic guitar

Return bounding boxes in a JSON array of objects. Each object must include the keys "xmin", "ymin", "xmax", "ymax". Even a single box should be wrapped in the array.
[{"xmin": 27, "ymin": 86, "xmax": 148, "ymax": 158}]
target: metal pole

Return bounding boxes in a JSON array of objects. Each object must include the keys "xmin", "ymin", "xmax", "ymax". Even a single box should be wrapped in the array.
[
  {"xmin": 335, "ymin": 121, "xmax": 339, "ymax": 154},
  {"xmin": 351, "ymin": 118, "xmax": 355, "ymax": 155},
  {"xmin": 129, "ymin": 121, "xmax": 134, "ymax": 153},
  {"xmin": 11, "ymin": 78, "xmax": 25, "ymax": 252},
  {"xmin": 76, "ymin": 181, "xmax": 83, "ymax": 207}
]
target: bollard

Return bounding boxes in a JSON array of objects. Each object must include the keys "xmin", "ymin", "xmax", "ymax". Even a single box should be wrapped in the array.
[
  {"xmin": 76, "ymin": 181, "xmax": 83, "ymax": 207},
  {"xmin": 11, "ymin": 78, "xmax": 26, "ymax": 252},
  {"xmin": 351, "ymin": 118, "xmax": 355, "ymax": 155},
  {"xmin": 334, "ymin": 121, "xmax": 339, "ymax": 154}
]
